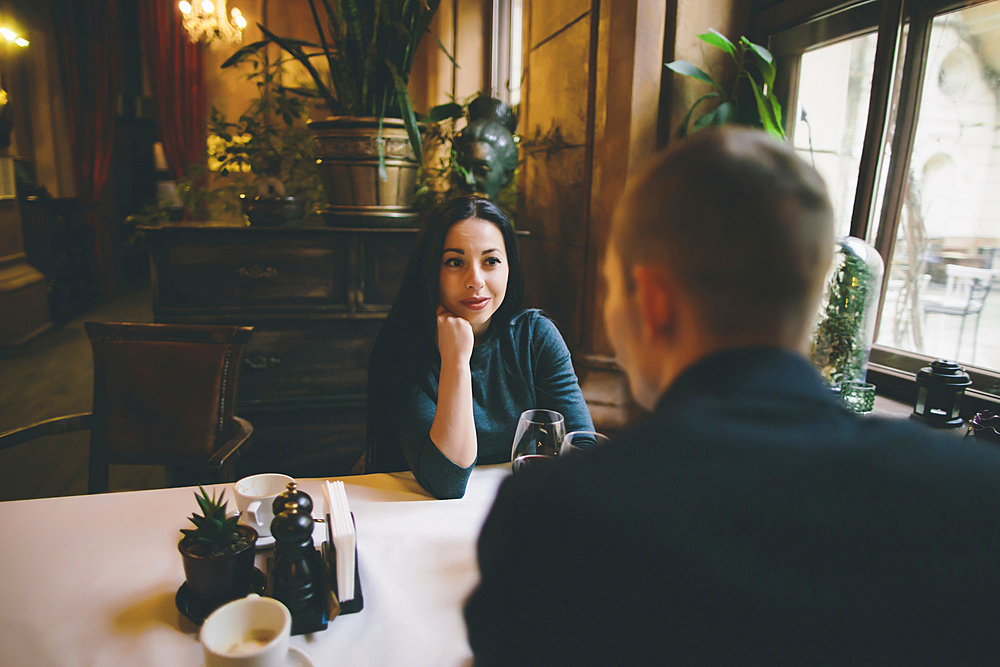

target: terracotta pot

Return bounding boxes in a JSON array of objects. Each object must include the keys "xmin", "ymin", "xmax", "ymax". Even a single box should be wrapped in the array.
[
  {"xmin": 307, "ymin": 116, "xmax": 423, "ymax": 219},
  {"xmin": 178, "ymin": 523, "xmax": 258, "ymax": 598}
]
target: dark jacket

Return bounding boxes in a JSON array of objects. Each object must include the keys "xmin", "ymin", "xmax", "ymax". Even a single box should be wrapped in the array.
[{"xmin": 465, "ymin": 347, "xmax": 1000, "ymax": 666}]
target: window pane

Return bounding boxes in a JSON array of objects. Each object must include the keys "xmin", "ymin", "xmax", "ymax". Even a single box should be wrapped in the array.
[
  {"xmin": 875, "ymin": 2, "xmax": 1000, "ymax": 373},
  {"xmin": 793, "ymin": 33, "xmax": 879, "ymax": 238}
]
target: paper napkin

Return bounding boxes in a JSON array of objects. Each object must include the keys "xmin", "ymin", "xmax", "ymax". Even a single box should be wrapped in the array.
[{"xmin": 323, "ymin": 480, "xmax": 356, "ymax": 602}]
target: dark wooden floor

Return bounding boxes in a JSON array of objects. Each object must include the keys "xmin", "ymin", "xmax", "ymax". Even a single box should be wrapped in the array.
[{"xmin": 0, "ymin": 288, "xmax": 168, "ymax": 502}]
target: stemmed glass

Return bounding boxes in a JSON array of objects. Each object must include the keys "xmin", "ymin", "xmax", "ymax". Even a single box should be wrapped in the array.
[
  {"xmin": 511, "ymin": 409, "xmax": 565, "ymax": 473},
  {"xmin": 560, "ymin": 430, "xmax": 610, "ymax": 456}
]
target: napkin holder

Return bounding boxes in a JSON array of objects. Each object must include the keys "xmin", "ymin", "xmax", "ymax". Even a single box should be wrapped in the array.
[{"xmin": 322, "ymin": 512, "xmax": 364, "ymax": 614}]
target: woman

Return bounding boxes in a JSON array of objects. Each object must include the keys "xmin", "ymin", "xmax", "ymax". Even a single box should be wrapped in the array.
[{"xmin": 365, "ymin": 196, "xmax": 593, "ymax": 498}]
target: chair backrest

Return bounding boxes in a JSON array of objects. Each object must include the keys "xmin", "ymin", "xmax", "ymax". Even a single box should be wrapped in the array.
[
  {"xmin": 942, "ymin": 265, "xmax": 996, "ymax": 313},
  {"xmin": 85, "ymin": 322, "xmax": 253, "ymax": 459}
]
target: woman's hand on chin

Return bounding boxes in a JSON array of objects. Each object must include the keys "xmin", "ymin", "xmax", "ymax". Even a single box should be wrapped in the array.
[{"xmin": 437, "ymin": 305, "xmax": 475, "ymax": 365}]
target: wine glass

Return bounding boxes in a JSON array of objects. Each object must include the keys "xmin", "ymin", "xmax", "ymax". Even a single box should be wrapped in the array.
[
  {"xmin": 511, "ymin": 409, "xmax": 566, "ymax": 474},
  {"xmin": 560, "ymin": 430, "xmax": 610, "ymax": 456}
]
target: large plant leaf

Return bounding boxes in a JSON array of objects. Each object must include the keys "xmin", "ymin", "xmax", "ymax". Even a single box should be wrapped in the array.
[
  {"xmin": 744, "ymin": 39, "xmax": 776, "ymax": 90},
  {"xmin": 258, "ymin": 23, "xmax": 340, "ymax": 113},
  {"xmin": 307, "ymin": 0, "xmax": 338, "ymax": 86},
  {"xmin": 424, "ymin": 102, "xmax": 463, "ymax": 123},
  {"xmin": 693, "ymin": 102, "xmax": 732, "ymax": 131},
  {"xmin": 665, "ymin": 60, "xmax": 722, "ymax": 90},
  {"xmin": 745, "ymin": 38, "xmax": 774, "ymax": 64},
  {"xmin": 698, "ymin": 29, "xmax": 737, "ymax": 60},
  {"xmin": 428, "ymin": 29, "xmax": 458, "ymax": 69},
  {"xmin": 340, "ymin": 0, "xmax": 365, "ymax": 65},
  {"xmin": 278, "ymin": 85, "xmax": 323, "ymax": 98},
  {"xmin": 678, "ymin": 92, "xmax": 720, "ymax": 137},
  {"xmin": 748, "ymin": 77, "xmax": 784, "ymax": 138},
  {"xmin": 387, "ymin": 59, "xmax": 423, "ymax": 159},
  {"xmin": 220, "ymin": 40, "xmax": 271, "ymax": 68}
]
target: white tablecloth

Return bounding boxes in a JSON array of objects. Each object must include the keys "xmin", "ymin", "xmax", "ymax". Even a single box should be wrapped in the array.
[{"xmin": 0, "ymin": 465, "xmax": 510, "ymax": 667}]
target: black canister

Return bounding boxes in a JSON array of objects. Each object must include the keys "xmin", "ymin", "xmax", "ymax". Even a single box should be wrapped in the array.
[{"xmin": 911, "ymin": 360, "xmax": 972, "ymax": 428}]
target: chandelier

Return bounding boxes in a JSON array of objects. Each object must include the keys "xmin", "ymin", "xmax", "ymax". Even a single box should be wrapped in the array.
[{"xmin": 178, "ymin": 0, "xmax": 246, "ymax": 50}]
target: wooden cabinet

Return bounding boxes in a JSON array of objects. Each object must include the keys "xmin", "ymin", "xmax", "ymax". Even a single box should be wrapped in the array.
[{"xmin": 142, "ymin": 223, "xmax": 418, "ymax": 477}]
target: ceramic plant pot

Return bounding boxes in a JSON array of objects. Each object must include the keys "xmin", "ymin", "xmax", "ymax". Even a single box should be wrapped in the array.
[{"xmin": 178, "ymin": 523, "xmax": 258, "ymax": 599}]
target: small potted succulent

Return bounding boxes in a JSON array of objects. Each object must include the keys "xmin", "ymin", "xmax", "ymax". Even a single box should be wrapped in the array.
[{"xmin": 178, "ymin": 486, "xmax": 258, "ymax": 599}]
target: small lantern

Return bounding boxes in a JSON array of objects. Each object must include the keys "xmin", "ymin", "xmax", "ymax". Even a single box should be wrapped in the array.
[{"xmin": 911, "ymin": 360, "xmax": 972, "ymax": 428}]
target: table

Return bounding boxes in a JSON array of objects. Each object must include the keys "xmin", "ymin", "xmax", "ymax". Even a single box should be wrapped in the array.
[{"xmin": 0, "ymin": 465, "xmax": 511, "ymax": 666}]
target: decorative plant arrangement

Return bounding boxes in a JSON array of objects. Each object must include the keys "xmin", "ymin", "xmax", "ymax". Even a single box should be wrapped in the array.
[
  {"xmin": 183, "ymin": 52, "xmax": 325, "ymax": 223},
  {"xmin": 666, "ymin": 29, "xmax": 785, "ymax": 139},
  {"xmin": 810, "ymin": 237, "xmax": 884, "ymax": 387},
  {"xmin": 177, "ymin": 486, "xmax": 259, "ymax": 620},
  {"xmin": 180, "ymin": 486, "xmax": 254, "ymax": 557},
  {"xmin": 222, "ymin": 0, "xmax": 447, "ymax": 169},
  {"xmin": 125, "ymin": 53, "xmax": 323, "ymax": 226}
]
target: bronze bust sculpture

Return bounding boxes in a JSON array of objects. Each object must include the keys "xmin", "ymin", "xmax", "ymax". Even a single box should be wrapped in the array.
[{"xmin": 453, "ymin": 96, "xmax": 518, "ymax": 202}]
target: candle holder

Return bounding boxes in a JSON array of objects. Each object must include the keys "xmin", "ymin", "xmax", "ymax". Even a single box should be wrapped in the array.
[{"xmin": 911, "ymin": 360, "xmax": 972, "ymax": 428}]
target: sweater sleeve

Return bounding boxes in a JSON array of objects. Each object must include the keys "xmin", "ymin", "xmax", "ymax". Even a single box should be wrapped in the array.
[
  {"xmin": 530, "ymin": 314, "xmax": 595, "ymax": 434},
  {"xmin": 397, "ymin": 378, "xmax": 475, "ymax": 500}
]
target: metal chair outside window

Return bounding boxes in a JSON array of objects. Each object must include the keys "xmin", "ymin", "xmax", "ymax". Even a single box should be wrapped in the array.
[{"xmin": 921, "ymin": 264, "xmax": 996, "ymax": 363}]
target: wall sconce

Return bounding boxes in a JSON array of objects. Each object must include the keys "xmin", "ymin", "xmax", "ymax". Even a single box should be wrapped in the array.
[{"xmin": 911, "ymin": 360, "xmax": 972, "ymax": 428}]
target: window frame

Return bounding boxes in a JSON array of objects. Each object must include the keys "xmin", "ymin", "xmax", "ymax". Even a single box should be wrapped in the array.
[{"xmin": 757, "ymin": 0, "xmax": 1000, "ymax": 413}]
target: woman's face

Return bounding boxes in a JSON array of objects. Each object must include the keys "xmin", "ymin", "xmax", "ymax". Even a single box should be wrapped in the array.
[{"xmin": 438, "ymin": 217, "xmax": 509, "ymax": 337}]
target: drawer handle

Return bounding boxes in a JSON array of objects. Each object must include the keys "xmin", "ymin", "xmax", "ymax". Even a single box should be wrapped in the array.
[
  {"xmin": 236, "ymin": 265, "xmax": 278, "ymax": 280},
  {"xmin": 243, "ymin": 355, "xmax": 281, "ymax": 370}
]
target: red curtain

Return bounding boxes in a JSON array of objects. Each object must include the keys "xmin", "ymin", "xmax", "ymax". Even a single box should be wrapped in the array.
[
  {"xmin": 54, "ymin": 0, "xmax": 121, "ymax": 295},
  {"xmin": 139, "ymin": 0, "xmax": 206, "ymax": 181}
]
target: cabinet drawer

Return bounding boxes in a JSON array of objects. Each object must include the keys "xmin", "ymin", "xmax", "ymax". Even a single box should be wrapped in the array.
[
  {"xmin": 162, "ymin": 241, "xmax": 350, "ymax": 310},
  {"xmin": 236, "ymin": 320, "xmax": 385, "ymax": 403}
]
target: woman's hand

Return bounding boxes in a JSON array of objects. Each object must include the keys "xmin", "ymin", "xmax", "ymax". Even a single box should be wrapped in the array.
[{"xmin": 436, "ymin": 305, "xmax": 475, "ymax": 365}]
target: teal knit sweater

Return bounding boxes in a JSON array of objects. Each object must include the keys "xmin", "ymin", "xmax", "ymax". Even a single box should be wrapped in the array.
[{"xmin": 398, "ymin": 310, "xmax": 593, "ymax": 499}]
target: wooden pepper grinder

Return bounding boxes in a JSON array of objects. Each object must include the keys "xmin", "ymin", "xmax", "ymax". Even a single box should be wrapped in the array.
[{"xmin": 270, "ymin": 484, "xmax": 317, "ymax": 621}]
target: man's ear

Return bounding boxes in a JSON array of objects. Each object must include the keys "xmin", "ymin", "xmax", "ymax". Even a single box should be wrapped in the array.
[{"xmin": 631, "ymin": 265, "xmax": 675, "ymax": 342}]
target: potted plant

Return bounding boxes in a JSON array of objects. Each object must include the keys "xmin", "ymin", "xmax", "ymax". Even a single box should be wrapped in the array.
[
  {"xmin": 666, "ymin": 29, "xmax": 785, "ymax": 139},
  {"xmin": 222, "ymin": 0, "xmax": 448, "ymax": 217},
  {"xmin": 178, "ymin": 486, "xmax": 258, "ymax": 600}
]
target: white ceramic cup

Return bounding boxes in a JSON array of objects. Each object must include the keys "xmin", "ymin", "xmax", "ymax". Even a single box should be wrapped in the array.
[
  {"xmin": 200, "ymin": 594, "xmax": 291, "ymax": 667},
  {"xmin": 234, "ymin": 474, "xmax": 294, "ymax": 538}
]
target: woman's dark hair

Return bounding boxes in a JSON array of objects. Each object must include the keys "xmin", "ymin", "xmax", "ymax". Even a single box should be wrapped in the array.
[{"xmin": 365, "ymin": 195, "xmax": 524, "ymax": 472}]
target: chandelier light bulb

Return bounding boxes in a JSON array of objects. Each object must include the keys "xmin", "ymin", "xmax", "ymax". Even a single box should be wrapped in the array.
[
  {"xmin": 178, "ymin": 0, "xmax": 244, "ymax": 49},
  {"xmin": 14, "ymin": 37, "xmax": 27, "ymax": 47},
  {"xmin": 0, "ymin": 28, "xmax": 15, "ymax": 41}
]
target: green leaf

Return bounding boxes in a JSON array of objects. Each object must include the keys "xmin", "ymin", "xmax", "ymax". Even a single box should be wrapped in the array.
[
  {"xmin": 693, "ymin": 106, "xmax": 721, "ymax": 131},
  {"xmin": 712, "ymin": 101, "xmax": 735, "ymax": 125},
  {"xmin": 769, "ymin": 94, "xmax": 785, "ymax": 137},
  {"xmin": 748, "ymin": 77, "xmax": 783, "ymax": 138},
  {"xmin": 744, "ymin": 38, "xmax": 774, "ymax": 64},
  {"xmin": 428, "ymin": 29, "xmax": 458, "ymax": 69},
  {"xmin": 386, "ymin": 59, "xmax": 423, "ymax": 161},
  {"xmin": 677, "ymin": 92, "xmax": 720, "ymax": 137},
  {"xmin": 424, "ymin": 102, "xmax": 463, "ymax": 123},
  {"xmin": 698, "ymin": 29, "xmax": 737, "ymax": 59},
  {"xmin": 220, "ymin": 40, "xmax": 271, "ymax": 68},
  {"xmin": 665, "ymin": 60, "xmax": 722, "ymax": 90},
  {"xmin": 745, "ymin": 43, "xmax": 776, "ymax": 90}
]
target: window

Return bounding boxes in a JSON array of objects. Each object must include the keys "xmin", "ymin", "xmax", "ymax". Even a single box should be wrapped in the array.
[
  {"xmin": 490, "ymin": 0, "xmax": 524, "ymax": 106},
  {"xmin": 766, "ymin": 0, "xmax": 1000, "ymax": 402}
]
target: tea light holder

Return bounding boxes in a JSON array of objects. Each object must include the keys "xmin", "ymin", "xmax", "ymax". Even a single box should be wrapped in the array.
[
  {"xmin": 840, "ymin": 381, "xmax": 876, "ymax": 414},
  {"xmin": 911, "ymin": 360, "xmax": 972, "ymax": 428}
]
